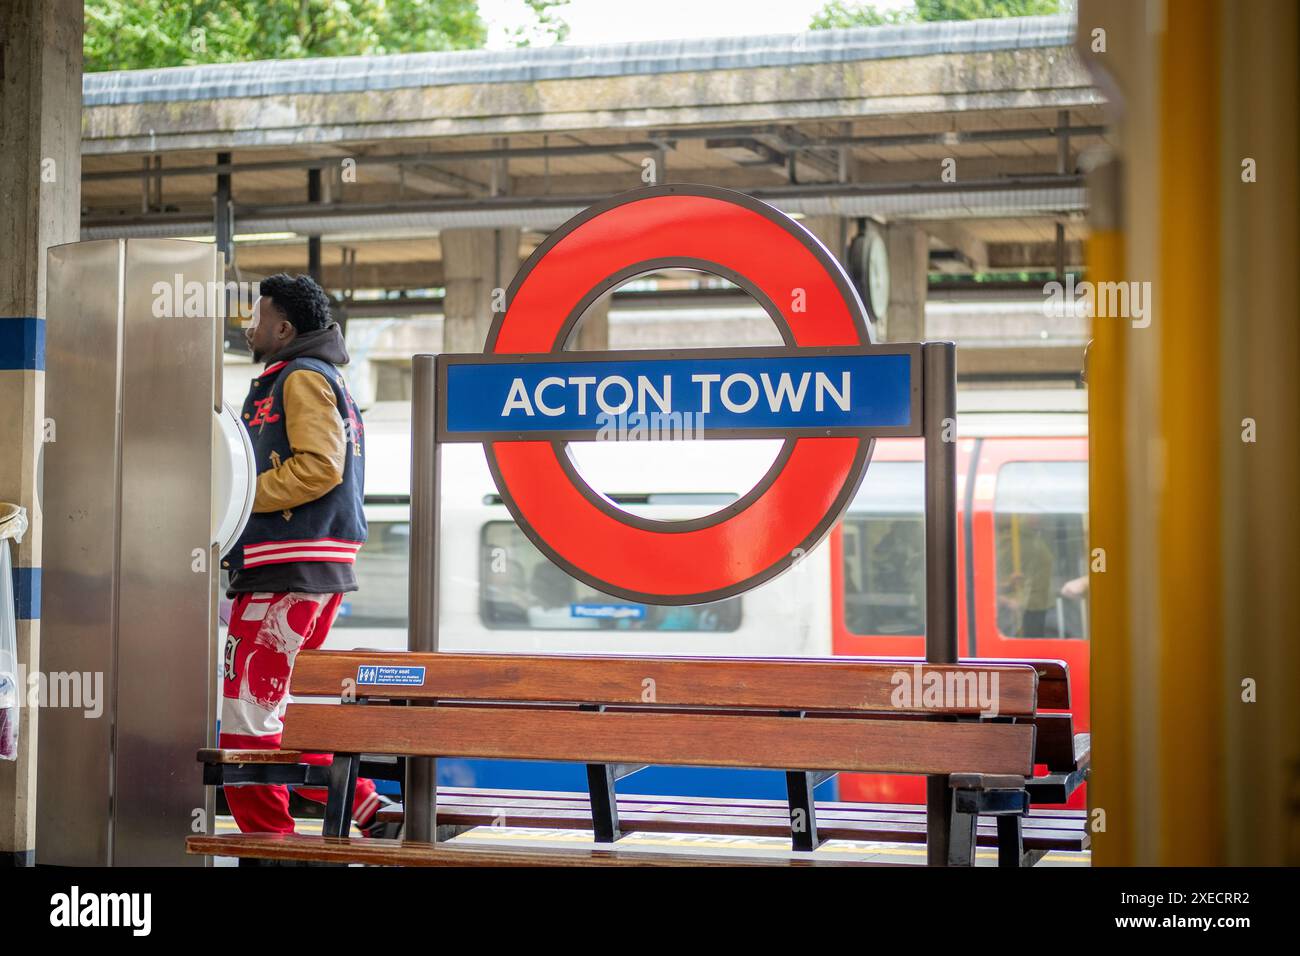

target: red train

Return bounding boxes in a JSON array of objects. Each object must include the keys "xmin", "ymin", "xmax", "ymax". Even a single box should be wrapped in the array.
[{"xmin": 832, "ymin": 410, "xmax": 1088, "ymax": 806}]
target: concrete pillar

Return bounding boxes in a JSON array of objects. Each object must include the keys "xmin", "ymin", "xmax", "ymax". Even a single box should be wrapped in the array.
[
  {"xmin": 885, "ymin": 224, "xmax": 928, "ymax": 343},
  {"xmin": 0, "ymin": 0, "xmax": 83, "ymax": 867},
  {"xmin": 440, "ymin": 228, "xmax": 520, "ymax": 353}
]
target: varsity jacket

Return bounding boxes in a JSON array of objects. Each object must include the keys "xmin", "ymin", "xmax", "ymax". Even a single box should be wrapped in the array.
[{"xmin": 223, "ymin": 324, "xmax": 367, "ymax": 595}]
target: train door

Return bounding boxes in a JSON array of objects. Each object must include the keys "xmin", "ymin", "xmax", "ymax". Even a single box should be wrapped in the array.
[{"xmin": 967, "ymin": 438, "xmax": 1090, "ymax": 730}]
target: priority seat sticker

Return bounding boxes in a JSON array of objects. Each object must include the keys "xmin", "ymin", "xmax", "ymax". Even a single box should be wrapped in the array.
[{"xmin": 356, "ymin": 664, "xmax": 426, "ymax": 686}]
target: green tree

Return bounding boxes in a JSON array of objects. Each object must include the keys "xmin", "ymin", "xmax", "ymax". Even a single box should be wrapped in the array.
[
  {"xmin": 811, "ymin": 0, "xmax": 1060, "ymax": 30},
  {"xmin": 811, "ymin": 1, "xmax": 914, "ymax": 28},
  {"xmin": 83, "ymin": 0, "xmax": 568, "ymax": 72},
  {"xmin": 504, "ymin": 0, "xmax": 571, "ymax": 47}
]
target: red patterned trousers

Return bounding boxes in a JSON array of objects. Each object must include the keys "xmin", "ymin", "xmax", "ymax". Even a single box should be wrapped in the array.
[{"xmin": 220, "ymin": 591, "xmax": 380, "ymax": 833}]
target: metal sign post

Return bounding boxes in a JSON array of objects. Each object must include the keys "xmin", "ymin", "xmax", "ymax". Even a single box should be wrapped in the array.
[
  {"xmin": 923, "ymin": 341, "xmax": 959, "ymax": 865},
  {"xmin": 406, "ymin": 354, "xmax": 440, "ymax": 843},
  {"xmin": 405, "ymin": 184, "xmax": 960, "ymax": 859}
]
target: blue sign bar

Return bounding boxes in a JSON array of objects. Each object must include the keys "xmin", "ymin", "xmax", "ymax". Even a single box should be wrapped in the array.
[{"xmin": 441, "ymin": 349, "xmax": 916, "ymax": 440}]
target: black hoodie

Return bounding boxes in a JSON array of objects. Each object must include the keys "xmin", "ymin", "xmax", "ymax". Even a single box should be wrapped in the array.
[{"xmin": 263, "ymin": 322, "xmax": 350, "ymax": 367}]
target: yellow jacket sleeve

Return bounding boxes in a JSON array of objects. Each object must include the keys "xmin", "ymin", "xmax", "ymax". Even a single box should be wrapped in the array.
[{"xmin": 253, "ymin": 369, "xmax": 346, "ymax": 513}]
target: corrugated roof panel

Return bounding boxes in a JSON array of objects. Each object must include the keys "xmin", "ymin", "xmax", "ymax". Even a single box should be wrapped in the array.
[{"xmin": 83, "ymin": 15, "xmax": 1075, "ymax": 106}]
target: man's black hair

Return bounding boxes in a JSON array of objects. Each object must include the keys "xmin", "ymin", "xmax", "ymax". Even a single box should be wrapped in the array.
[{"xmin": 259, "ymin": 273, "xmax": 332, "ymax": 335}]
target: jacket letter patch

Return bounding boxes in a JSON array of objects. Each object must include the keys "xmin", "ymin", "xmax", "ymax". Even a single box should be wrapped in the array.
[{"xmin": 249, "ymin": 396, "xmax": 281, "ymax": 427}]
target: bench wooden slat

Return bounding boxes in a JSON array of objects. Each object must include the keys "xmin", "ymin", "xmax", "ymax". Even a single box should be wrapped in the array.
[
  {"xmin": 819, "ymin": 657, "xmax": 1070, "ymax": 709},
  {"xmin": 957, "ymin": 658, "xmax": 1070, "ymax": 709},
  {"xmin": 185, "ymin": 833, "xmax": 879, "ymax": 866},
  {"xmin": 290, "ymin": 651, "xmax": 1038, "ymax": 716},
  {"xmin": 281, "ymin": 703, "xmax": 1036, "ymax": 776}
]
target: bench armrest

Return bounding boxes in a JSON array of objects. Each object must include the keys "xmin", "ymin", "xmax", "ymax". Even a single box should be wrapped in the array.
[
  {"xmin": 948, "ymin": 773, "xmax": 1026, "ymax": 791},
  {"xmin": 197, "ymin": 748, "xmax": 306, "ymax": 765},
  {"xmin": 1073, "ymin": 733, "xmax": 1091, "ymax": 772},
  {"xmin": 1024, "ymin": 736, "xmax": 1090, "ymax": 804}
]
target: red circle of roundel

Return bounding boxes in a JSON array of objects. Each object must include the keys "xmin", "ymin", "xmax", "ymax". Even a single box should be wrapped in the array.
[{"xmin": 484, "ymin": 184, "xmax": 874, "ymax": 605}]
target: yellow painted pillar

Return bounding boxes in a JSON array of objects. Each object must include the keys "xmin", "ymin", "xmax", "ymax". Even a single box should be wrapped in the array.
[
  {"xmin": 1084, "ymin": 167, "xmax": 1132, "ymax": 864},
  {"xmin": 1157, "ymin": 0, "xmax": 1223, "ymax": 866}
]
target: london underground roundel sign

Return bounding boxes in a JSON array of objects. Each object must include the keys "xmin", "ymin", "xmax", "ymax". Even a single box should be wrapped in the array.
[{"xmin": 436, "ymin": 184, "xmax": 921, "ymax": 605}]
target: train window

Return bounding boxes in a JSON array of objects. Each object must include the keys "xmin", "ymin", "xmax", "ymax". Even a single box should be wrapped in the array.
[
  {"xmin": 334, "ymin": 521, "xmax": 410, "ymax": 628},
  {"xmin": 994, "ymin": 461, "xmax": 1089, "ymax": 640},
  {"xmin": 840, "ymin": 462, "xmax": 926, "ymax": 636},
  {"xmin": 480, "ymin": 522, "xmax": 742, "ymax": 632}
]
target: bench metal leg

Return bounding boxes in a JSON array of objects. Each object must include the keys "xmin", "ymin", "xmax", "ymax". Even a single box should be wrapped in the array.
[
  {"xmin": 436, "ymin": 823, "xmax": 476, "ymax": 842},
  {"xmin": 586, "ymin": 763, "xmax": 621, "ymax": 843},
  {"xmin": 951, "ymin": 784, "xmax": 1030, "ymax": 867},
  {"xmin": 996, "ymin": 814, "xmax": 1024, "ymax": 867},
  {"xmin": 929, "ymin": 775, "xmax": 956, "ymax": 865},
  {"xmin": 948, "ymin": 806, "xmax": 978, "ymax": 866},
  {"xmin": 323, "ymin": 753, "xmax": 360, "ymax": 839},
  {"xmin": 785, "ymin": 771, "xmax": 819, "ymax": 851},
  {"xmin": 785, "ymin": 770, "xmax": 835, "ymax": 851},
  {"xmin": 579, "ymin": 704, "xmax": 622, "ymax": 843},
  {"xmin": 580, "ymin": 705, "xmax": 645, "ymax": 844},
  {"xmin": 778, "ymin": 710, "xmax": 832, "ymax": 852}
]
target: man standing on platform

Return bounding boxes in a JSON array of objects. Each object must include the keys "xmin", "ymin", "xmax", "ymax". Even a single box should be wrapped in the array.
[{"xmin": 220, "ymin": 273, "xmax": 393, "ymax": 839}]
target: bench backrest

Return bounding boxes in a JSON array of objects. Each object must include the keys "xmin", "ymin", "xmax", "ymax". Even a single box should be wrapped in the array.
[
  {"xmin": 291, "ymin": 651, "xmax": 1039, "ymax": 714},
  {"xmin": 281, "ymin": 651, "xmax": 1040, "ymax": 777},
  {"xmin": 827, "ymin": 657, "xmax": 1075, "ymax": 768}
]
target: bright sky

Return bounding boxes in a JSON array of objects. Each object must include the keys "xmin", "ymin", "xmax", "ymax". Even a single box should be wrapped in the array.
[{"xmin": 479, "ymin": 0, "xmax": 914, "ymax": 48}]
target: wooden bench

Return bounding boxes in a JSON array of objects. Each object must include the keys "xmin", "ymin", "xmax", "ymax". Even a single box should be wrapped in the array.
[
  {"xmin": 190, "ymin": 650, "xmax": 1067, "ymax": 867},
  {"xmin": 360, "ymin": 656, "xmax": 1089, "ymax": 866}
]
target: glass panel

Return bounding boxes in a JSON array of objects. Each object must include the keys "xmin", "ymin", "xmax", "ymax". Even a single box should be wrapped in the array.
[
  {"xmin": 841, "ymin": 462, "xmax": 926, "ymax": 636},
  {"xmin": 993, "ymin": 461, "xmax": 1089, "ymax": 639},
  {"xmin": 480, "ymin": 522, "xmax": 742, "ymax": 632}
]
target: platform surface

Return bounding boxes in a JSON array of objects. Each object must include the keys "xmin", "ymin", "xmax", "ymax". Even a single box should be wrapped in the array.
[{"xmin": 208, "ymin": 815, "xmax": 1092, "ymax": 867}]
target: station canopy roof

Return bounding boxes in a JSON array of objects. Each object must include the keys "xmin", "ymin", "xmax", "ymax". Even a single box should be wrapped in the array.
[{"xmin": 78, "ymin": 14, "xmax": 1106, "ymax": 297}]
